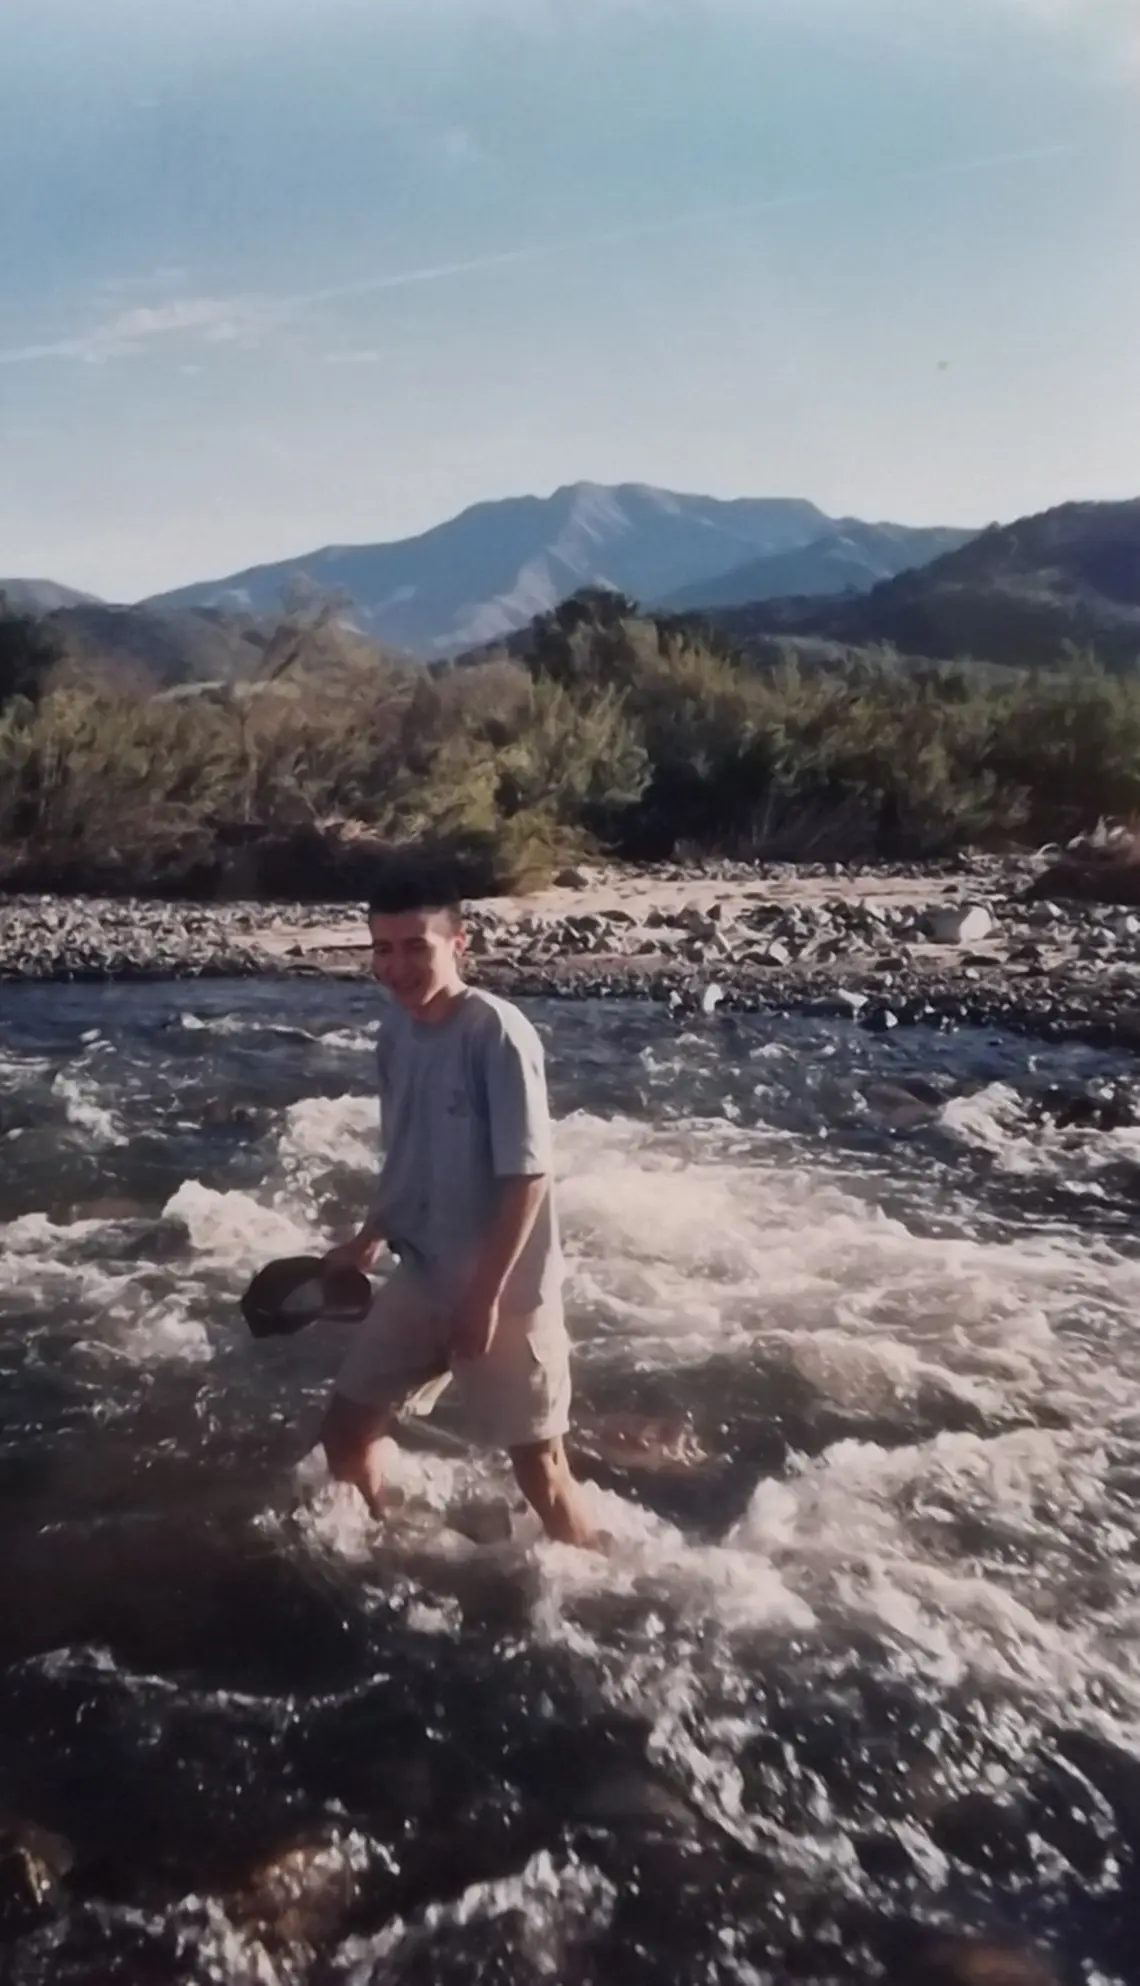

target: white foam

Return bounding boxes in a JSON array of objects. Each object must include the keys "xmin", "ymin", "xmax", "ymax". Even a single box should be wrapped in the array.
[
  {"xmin": 530, "ymin": 1481, "xmax": 816, "ymax": 1641},
  {"xmin": 278, "ymin": 1094, "xmax": 378, "ymax": 1173},
  {"xmin": 155, "ymin": 1093, "xmax": 378, "ymax": 1277},
  {"xmin": 317, "ymin": 1024, "xmax": 378, "ymax": 1053},
  {"xmin": 163, "ymin": 1178, "xmax": 315, "ymax": 1269},
  {"xmin": 939, "ymin": 1081, "xmax": 1140, "ymax": 1200},
  {"xmin": 0, "ymin": 1212, "xmax": 135, "ymax": 1311},
  {"xmin": 0, "ymin": 1048, "xmax": 52, "ymax": 1084},
  {"xmin": 552, "ymin": 1110, "xmax": 1136, "ymax": 1423},
  {"xmin": 50, "ymin": 1068, "xmax": 126, "ymax": 1146},
  {"xmin": 731, "ymin": 1425, "xmax": 1140, "ymax": 1725},
  {"xmin": 939, "ymin": 1082, "xmax": 1031, "ymax": 1162},
  {"xmin": 337, "ymin": 1849, "xmax": 615, "ymax": 1983},
  {"xmin": 175, "ymin": 1011, "xmax": 318, "ymax": 1042},
  {"xmin": 288, "ymin": 1439, "xmax": 508, "ymax": 1568},
  {"xmin": 83, "ymin": 1289, "xmax": 215, "ymax": 1367}
]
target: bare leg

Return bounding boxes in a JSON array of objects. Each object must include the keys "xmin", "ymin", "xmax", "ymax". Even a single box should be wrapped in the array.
[
  {"xmin": 510, "ymin": 1438, "xmax": 598, "ymax": 1548},
  {"xmin": 320, "ymin": 1394, "xmax": 394, "ymax": 1518}
]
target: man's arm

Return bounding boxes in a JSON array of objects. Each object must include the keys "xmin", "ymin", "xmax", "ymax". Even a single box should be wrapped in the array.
[{"xmin": 450, "ymin": 1174, "xmax": 549, "ymax": 1359}]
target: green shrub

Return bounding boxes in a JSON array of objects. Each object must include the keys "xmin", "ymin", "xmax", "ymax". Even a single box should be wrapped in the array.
[{"xmin": 2, "ymin": 589, "xmax": 1139, "ymax": 894}]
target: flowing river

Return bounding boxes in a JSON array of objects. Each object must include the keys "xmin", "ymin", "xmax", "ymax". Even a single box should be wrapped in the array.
[{"xmin": 4, "ymin": 979, "xmax": 1140, "ymax": 1984}]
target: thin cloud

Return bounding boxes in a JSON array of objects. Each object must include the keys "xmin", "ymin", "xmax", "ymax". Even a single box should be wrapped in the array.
[
  {"xmin": 0, "ymin": 295, "xmax": 285, "ymax": 367},
  {"xmin": 0, "ymin": 139, "xmax": 1079, "ymax": 368}
]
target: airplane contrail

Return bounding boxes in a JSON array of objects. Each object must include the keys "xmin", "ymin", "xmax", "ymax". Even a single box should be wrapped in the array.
[
  {"xmin": 298, "ymin": 139, "xmax": 1080, "ymax": 309},
  {"xmin": 0, "ymin": 139, "xmax": 1079, "ymax": 364}
]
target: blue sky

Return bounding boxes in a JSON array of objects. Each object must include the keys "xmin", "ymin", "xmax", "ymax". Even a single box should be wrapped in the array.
[{"xmin": 2, "ymin": 0, "xmax": 1138, "ymax": 599}]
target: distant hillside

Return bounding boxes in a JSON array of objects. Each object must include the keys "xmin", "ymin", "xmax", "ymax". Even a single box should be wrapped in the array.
[
  {"xmin": 708, "ymin": 499, "xmax": 1140, "ymax": 669},
  {"xmin": 143, "ymin": 482, "xmax": 968, "ymax": 658},
  {"xmin": 48, "ymin": 603, "xmax": 274, "ymax": 686},
  {"xmin": 1, "ymin": 578, "xmax": 101, "ymax": 615},
  {"xmin": 661, "ymin": 521, "xmax": 971, "ymax": 613},
  {"xmin": 45, "ymin": 600, "xmax": 409, "ymax": 689}
]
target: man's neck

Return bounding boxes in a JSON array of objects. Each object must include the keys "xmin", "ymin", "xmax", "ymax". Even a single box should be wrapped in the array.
[{"xmin": 413, "ymin": 978, "xmax": 468, "ymax": 1027}]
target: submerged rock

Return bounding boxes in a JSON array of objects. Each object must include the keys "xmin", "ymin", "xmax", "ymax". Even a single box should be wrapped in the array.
[
  {"xmin": 575, "ymin": 1412, "xmax": 713, "ymax": 1477},
  {"xmin": 0, "ymin": 1821, "xmax": 72, "ymax": 1935},
  {"xmin": 224, "ymin": 1828, "xmax": 375, "ymax": 1950}
]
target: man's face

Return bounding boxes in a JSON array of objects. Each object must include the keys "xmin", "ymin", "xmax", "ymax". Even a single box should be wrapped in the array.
[{"xmin": 368, "ymin": 909, "xmax": 465, "ymax": 1015}]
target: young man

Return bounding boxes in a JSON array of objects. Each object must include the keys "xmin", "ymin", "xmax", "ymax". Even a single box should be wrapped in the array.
[{"xmin": 319, "ymin": 872, "xmax": 596, "ymax": 1548}]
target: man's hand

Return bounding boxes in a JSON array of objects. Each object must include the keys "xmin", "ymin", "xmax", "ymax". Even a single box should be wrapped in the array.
[
  {"xmin": 323, "ymin": 1230, "xmax": 382, "ymax": 1275},
  {"xmin": 450, "ymin": 1293, "xmax": 500, "ymax": 1362}
]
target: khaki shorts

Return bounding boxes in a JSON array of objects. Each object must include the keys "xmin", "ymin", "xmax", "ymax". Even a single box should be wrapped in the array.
[{"xmin": 332, "ymin": 1266, "xmax": 572, "ymax": 1451}]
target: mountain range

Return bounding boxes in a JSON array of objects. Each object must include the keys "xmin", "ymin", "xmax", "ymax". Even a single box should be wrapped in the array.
[
  {"xmin": 138, "ymin": 482, "xmax": 973, "ymax": 657},
  {"xmin": 709, "ymin": 499, "xmax": 1140, "ymax": 670},
  {"xmin": 6, "ymin": 486, "xmax": 1139, "ymax": 683}
]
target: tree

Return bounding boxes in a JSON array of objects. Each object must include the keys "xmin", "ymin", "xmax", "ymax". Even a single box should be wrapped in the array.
[{"xmin": 0, "ymin": 592, "xmax": 63, "ymax": 706}]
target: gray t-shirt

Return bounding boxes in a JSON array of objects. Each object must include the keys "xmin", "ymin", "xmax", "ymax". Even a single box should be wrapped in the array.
[{"xmin": 365, "ymin": 988, "xmax": 563, "ymax": 1313}]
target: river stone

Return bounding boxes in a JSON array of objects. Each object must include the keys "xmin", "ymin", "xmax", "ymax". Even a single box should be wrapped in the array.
[
  {"xmin": 0, "ymin": 1822, "xmax": 72, "ymax": 1934},
  {"xmin": 927, "ymin": 904, "xmax": 994, "ymax": 945},
  {"xmin": 571, "ymin": 1770, "xmax": 700, "ymax": 1830},
  {"xmin": 226, "ymin": 1830, "xmax": 375, "ymax": 1949},
  {"xmin": 863, "ymin": 1081, "xmax": 941, "ymax": 1131},
  {"xmin": 579, "ymin": 1412, "xmax": 712, "ymax": 1476}
]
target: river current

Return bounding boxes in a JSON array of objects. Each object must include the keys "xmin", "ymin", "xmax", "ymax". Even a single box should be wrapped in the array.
[{"xmin": 4, "ymin": 979, "xmax": 1140, "ymax": 1983}]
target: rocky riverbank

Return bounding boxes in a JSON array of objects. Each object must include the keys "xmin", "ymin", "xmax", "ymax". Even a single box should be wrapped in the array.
[{"xmin": 5, "ymin": 855, "xmax": 1140, "ymax": 1049}]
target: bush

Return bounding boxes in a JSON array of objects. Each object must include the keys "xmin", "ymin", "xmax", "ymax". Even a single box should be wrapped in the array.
[{"xmin": 0, "ymin": 592, "xmax": 63, "ymax": 706}]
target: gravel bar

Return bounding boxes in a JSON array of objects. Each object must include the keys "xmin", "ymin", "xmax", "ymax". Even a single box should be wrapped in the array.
[{"xmin": 4, "ymin": 860, "xmax": 1140, "ymax": 1051}]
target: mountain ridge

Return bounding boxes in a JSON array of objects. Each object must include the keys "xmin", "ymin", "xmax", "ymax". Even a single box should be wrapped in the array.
[
  {"xmin": 141, "ymin": 481, "xmax": 970, "ymax": 657},
  {"xmin": 1, "ymin": 578, "xmax": 103, "ymax": 615},
  {"xmin": 706, "ymin": 497, "xmax": 1140, "ymax": 669},
  {"xmin": 661, "ymin": 520, "xmax": 972, "ymax": 613}
]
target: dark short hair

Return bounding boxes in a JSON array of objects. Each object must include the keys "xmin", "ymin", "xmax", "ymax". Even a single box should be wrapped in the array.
[{"xmin": 367, "ymin": 857, "xmax": 465, "ymax": 923}]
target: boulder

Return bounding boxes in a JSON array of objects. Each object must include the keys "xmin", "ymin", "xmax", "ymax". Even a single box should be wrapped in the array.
[
  {"xmin": 1026, "ymin": 850, "xmax": 1140, "ymax": 907},
  {"xmin": 927, "ymin": 904, "xmax": 993, "ymax": 945}
]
